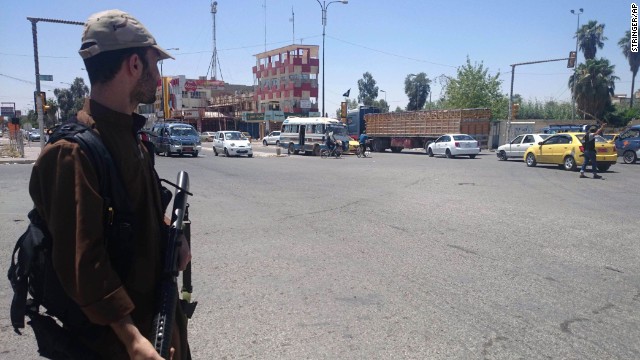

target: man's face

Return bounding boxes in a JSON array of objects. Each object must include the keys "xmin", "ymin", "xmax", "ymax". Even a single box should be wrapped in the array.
[{"xmin": 131, "ymin": 48, "xmax": 161, "ymax": 105}]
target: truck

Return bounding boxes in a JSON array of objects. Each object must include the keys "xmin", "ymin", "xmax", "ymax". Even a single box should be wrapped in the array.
[
  {"xmin": 364, "ymin": 108, "xmax": 492, "ymax": 153},
  {"xmin": 346, "ymin": 106, "xmax": 380, "ymax": 137}
]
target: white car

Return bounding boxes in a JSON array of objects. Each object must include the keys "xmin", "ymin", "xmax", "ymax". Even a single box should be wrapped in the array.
[
  {"xmin": 426, "ymin": 134, "xmax": 480, "ymax": 159},
  {"xmin": 213, "ymin": 131, "xmax": 253, "ymax": 157},
  {"xmin": 262, "ymin": 131, "xmax": 280, "ymax": 146},
  {"xmin": 496, "ymin": 133, "xmax": 550, "ymax": 161}
]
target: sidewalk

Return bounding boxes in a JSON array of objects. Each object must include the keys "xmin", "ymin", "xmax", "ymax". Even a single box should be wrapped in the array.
[{"xmin": 0, "ymin": 136, "xmax": 42, "ymax": 165}]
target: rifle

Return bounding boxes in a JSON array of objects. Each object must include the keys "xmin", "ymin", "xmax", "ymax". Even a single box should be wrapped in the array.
[{"xmin": 152, "ymin": 171, "xmax": 191, "ymax": 357}]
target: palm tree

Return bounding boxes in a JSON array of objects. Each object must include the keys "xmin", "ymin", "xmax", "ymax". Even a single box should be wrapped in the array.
[
  {"xmin": 619, "ymin": 30, "xmax": 640, "ymax": 108},
  {"xmin": 576, "ymin": 20, "xmax": 607, "ymax": 60},
  {"xmin": 568, "ymin": 58, "xmax": 619, "ymax": 120}
]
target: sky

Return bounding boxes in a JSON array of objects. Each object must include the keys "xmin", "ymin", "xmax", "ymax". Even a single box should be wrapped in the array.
[{"xmin": 0, "ymin": 0, "xmax": 634, "ymax": 117}]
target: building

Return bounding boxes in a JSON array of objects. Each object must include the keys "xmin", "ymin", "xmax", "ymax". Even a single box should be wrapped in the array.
[
  {"xmin": 250, "ymin": 44, "xmax": 321, "ymax": 136},
  {"xmin": 138, "ymin": 75, "xmax": 257, "ymax": 136}
]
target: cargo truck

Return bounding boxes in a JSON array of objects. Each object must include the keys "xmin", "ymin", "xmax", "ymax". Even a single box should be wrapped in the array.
[
  {"xmin": 346, "ymin": 106, "xmax": 380, "ymax": 137},
  {"xmin": 364, "ymin": 108, "xmax": 492, "ymax": 153}
]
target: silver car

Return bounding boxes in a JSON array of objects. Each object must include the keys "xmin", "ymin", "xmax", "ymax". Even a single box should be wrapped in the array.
[
  {"xmin": 262, "ymin": 131, "xmax": 280, "ymax": 146},
  {"xmin": 496, "ymin": 133, "xmax": 549, "ymax": 161}
]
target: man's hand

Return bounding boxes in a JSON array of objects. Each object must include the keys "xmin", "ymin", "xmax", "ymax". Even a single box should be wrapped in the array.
[{"xmin": 111, "ymin": 316, "xmax": 175, "ymax": 359}]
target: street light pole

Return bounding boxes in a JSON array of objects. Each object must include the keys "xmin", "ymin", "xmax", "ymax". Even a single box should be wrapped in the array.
[
  {"xmin": 316, "ymin": 0, "xmax": 348, "ymax": 117},
  {"xmin": 379, "ymin": 89, "xmax": 386, "ymax": 112},
  {"xmin": 570, "ymin": 8, "xmax": 583, "ymax": 121}
]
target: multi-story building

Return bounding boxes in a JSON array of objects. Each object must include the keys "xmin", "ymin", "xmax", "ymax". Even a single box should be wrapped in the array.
[{"xmin": 253, "ymin": 44, "xmax": 320, "ymax": 115}]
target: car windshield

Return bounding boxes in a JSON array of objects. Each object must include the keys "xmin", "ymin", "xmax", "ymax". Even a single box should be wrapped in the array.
[
  {"xmin": 170, "ymin": 127, "xmax": 197, "ymax": 136},
  {"xmin": 224, "ymin": 132, "xmax": 243, "ymax": 140},
  {"xmin": 601, "ymin": 134, "xmax": 615, "ymax": 140},
  {"xmin": 453, "ymin": 135, "xmax": 474, "ymax": 141},
  {"xmin": 539, "ymin": 134, "xmax": 550, "ymax": 140},
  {"xmin": 327, "ymin": 125, "xmax": 347, "ymax": 136}
]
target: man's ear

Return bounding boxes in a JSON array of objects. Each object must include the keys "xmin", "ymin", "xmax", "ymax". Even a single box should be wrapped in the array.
[{"xmin": 127, "ymin": 53, "xmax": 143, "ymax": 76}]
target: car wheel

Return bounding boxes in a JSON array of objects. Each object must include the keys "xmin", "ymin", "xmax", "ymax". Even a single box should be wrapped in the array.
[
  {"xmin": 192, "ymin": 151, "xmax": 198, "ymax": 158},
  {"xmin": 563, "ymin": 156, "xmax": 577, "ymax": 171},
  {"xmin": 288, "ymin": 143, "xmax": 294, "ymax": 155},
  {"xmin": 224, "ymin": 148, "xmax": 229, "ymax": 157},
  {"xmin": 427, "ymin": 148, "xmax": 434, "ymax": 157},
  {"xmin": 263, "ymin": 140, "xmax": 267, "ymax": 146},
  {"xmin": 445, "ymin": 149, "xmax": 453, "ymax": 158},
  {"xmin": 597, "ymin": 164, "xmax": 610, "ymax": 172},
  {"xmin": 313, "ymin": 145, "xmax": 321, "ymax": 156},
  {"xmin": 525, "ymin": 153, "xmax": 537, "ymax": 167},
  {"xmin": 276, "ymin": 140, "xmax": 280, "ymax": 146},
  {"xmin": 164, "ymin": 149, "xmax": 170, "ymax": 157},
  {"xmin": 623, "ymin": 150, "xmax": 637, "ymax": 164},
  {"xmin": 248, "ymin": 154, "xmax": 253, "ymax": 158},
  {"xmin": 469, "ymin": 155, "xmax": 476, "ymax": 159},
  {"xmin": 498, "ymin": 150, "xmax": 507, "ymax": 161},
  {"xmin": 214, "ymin": 147, "xmax": 218, "ymax": 156}
]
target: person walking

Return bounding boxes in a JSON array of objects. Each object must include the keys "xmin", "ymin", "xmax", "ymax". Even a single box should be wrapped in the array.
[
  {"xmin": 580, "ymin": 122, "xmax": 606, "ymax": 179},
  {"xmin": 28, "ymin": 9, "xmax": 191, "ymax": 359}
]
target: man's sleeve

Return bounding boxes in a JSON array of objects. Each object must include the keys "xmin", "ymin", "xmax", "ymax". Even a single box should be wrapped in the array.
[{"xmin": 29, "ymin": 141, "xmax": 134, "ymax": 325}]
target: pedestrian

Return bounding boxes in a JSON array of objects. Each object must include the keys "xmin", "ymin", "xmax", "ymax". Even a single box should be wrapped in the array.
[
  {"xmin": 580, "ymin": 122, "xmax": 606, "ymax": 179},
  {"xmin": 28, "ymin": 9, "xmax": 191, "ymax": 359}
]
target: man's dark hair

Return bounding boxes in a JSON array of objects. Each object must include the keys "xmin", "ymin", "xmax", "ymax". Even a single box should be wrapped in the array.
[{"xmin": 82, "ymin": 46, "xmax": 150, "ymax": 85}]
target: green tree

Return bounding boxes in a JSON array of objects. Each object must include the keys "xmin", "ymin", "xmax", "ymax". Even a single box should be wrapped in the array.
[
  {"xmin": 394, "ymin": 106, "xmax": 403, "ymax": 112},
  {"xmin": 404, "ymin": 73, "xmax": 431, "ymax": 111},
  {"xmin": 54, "ymin": 77, "xmax": 89, "ymax": 121},
  {"xmin": 442, "ymin": 58, "xmax": 506, "ymax": 119},
  {"xmin": 44, "ymin": 98, "xmax": 59, "ymax": 128},
  {"xmin": 357, "ymin": 72, "xmax": 379, "ymax": 106},
  {"xmin": 568, "ymin": 58, "xmax": 619, "ymax": 120},
  {"xmin": 576, "ymin": 20, "xmax": 607, "ymax": 61},
  {"xmin": 618, "ymin": 30, "xmax": 640, "ymax": 108},
  {"xmin": 371, "ymin": 99, "xmax": 389, "ymax": 113}
]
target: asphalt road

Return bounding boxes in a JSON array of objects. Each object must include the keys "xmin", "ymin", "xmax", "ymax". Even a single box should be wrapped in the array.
[{"xmin": 1, "ymin": 145, "xmax": 639, "ymax": 359}]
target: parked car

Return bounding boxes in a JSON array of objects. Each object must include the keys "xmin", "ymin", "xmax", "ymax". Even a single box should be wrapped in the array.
[
  {"xmin": 241, "ymin": 132, "xmax": 253, "ymax": 142},
  {"xmin": 496, "ymin": 133, "xmax": 550, "ymax": 160},
  {"xmin": 213, "ymin": 131, "xmax": 253, "ymax": 157},
  {"xmin": 262, "ymin": 131, "xmax": 281, "ymax": 146},
  {"xmin": 201, "ymin": 131, "xmax": 216, "ymax": 142},
  {"xmin": 150, "ymin": 122, "xmax": 202, "ymax": 157},
  {"xmin": 28, "ymin": 130, "xmax": 41, "ymax": 142},
  {"xmin": 614, "ymin": 125, "xmax": 640, "ymax": 164},
  {"xmin": 524, "ymin": 132, "xmax": 617, "ymax": 172},
  {"xmin": 426, "ymin": 134, "xmax": 480, "ymax": 159}
]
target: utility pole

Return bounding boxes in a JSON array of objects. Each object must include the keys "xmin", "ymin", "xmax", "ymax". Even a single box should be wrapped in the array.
[
  {"xmin": 506, "ymin": 57, "xmax": 572, "ymax": 142},
  {"xmin": 27, "ymin": 17, "xmax": 84, "ymax": 149}
]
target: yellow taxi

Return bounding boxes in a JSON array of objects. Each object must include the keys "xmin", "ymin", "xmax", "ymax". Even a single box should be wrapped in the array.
[{"xmin": 523, "ymin": 132, "xmax": 617, "ymax": 172}]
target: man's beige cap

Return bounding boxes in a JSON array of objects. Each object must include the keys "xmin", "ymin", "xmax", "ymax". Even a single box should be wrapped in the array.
[{"xmin": 79, "ymin": 9, "xmax": 174, "ymax": 60}]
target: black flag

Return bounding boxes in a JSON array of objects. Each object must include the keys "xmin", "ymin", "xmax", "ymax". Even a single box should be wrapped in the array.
[{"xmin": 342, "ymin": 89, "xmax": 350, "ymax": 97}]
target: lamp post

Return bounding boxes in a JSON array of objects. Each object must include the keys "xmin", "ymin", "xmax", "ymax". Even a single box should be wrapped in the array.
[
  {"xmin": 160, "ymin": 48, "xmax": 179, "ymax": 121},
  {"xmin": 570, "ymin": 8, "xmax": 583, "ymax": 121},
  {"xmin": 316, "ymin": 0, "xmax": 348, "ymax": 117},
  {"xmin": 379, "ymin": 89, "xmax": 386, "ymax": 112}
]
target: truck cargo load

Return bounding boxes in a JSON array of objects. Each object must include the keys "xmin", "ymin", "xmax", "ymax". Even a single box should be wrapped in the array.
[{"xmin": 364, "ymin": 108, "xmax": 491, "ymax": 152}]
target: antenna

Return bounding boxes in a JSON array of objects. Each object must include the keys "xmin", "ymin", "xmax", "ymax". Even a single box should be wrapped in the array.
[
  {"xmin": 263, "ymin": 0, "xmax": 267, "ymax": 52},
  {"xmin": 289, "ymin": 7, "xmax": 295, "ymax": 44},
  {"xmin": 210, "ymin": 1, "xmax": 218, "ymax": 80}
]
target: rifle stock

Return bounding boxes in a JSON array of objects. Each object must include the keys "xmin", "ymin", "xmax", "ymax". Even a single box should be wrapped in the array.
[{"xmin": 152, "ymin": 171, "xmax": 189, "ymax": 357}]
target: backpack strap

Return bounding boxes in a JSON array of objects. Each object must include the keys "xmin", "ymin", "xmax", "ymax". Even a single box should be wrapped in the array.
[{"xmin": 49, "ymin": 121, "xmax": 135, "ymax": 277}]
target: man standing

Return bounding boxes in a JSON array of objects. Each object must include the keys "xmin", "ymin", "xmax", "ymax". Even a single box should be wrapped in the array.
[
  {"xmin": 29, "ymin": 10, "xmax": 190, "ymax": 359},
  {"xmin": 580, "ymin": 122, "xmax": 607, "ymax": 179}
]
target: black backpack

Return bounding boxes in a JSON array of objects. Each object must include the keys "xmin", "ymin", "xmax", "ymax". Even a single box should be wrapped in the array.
[{"xmin": 7, "ymin": 122, "xmax": 135, "ymax": 338}]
